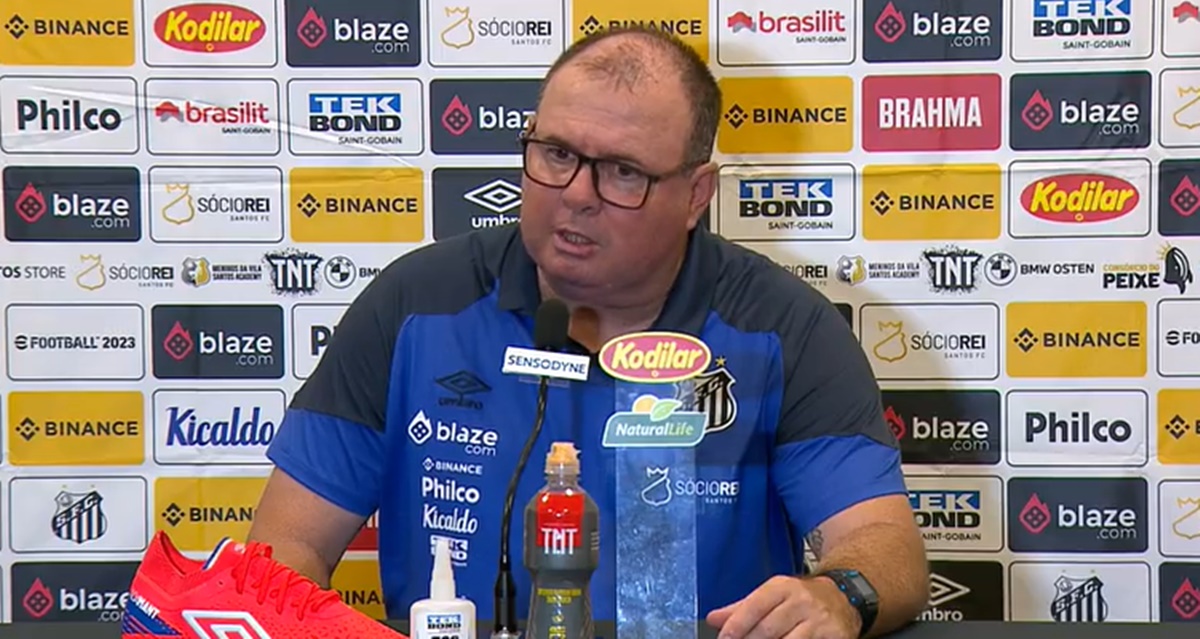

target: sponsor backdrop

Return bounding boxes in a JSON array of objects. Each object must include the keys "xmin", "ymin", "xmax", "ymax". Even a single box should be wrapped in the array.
[{"xmin": 2, "ymin": 0, "xmax": 1200, "ymax": 627}]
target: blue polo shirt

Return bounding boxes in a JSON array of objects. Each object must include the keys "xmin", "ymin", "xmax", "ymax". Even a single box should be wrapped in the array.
[{"xmin": 266, "ymin": 223, "xmax": 905, "ymax": 621}]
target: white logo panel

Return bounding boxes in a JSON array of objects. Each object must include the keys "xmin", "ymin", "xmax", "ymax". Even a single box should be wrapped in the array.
[
  {"xmin": 0, "ymin": 76, "xmax": 139, "ymax": 154},
  {"xmin": 905, "ymin": 475, "xmax": 1003, "ymax": 552},
  {"xmin": 1160, "ymin": 69, "xmax": 1200, "ymax": 148},
  {"xmin": 153, "ymin": 389, "xmax": 285, "ymax": 465},
  {"xmin": 148, "ymin": 166, "xmax": 284, "ymax": 243},
  {"xmin": 1159, "ymin": 480, "xmax": 1200, "ymax": 557},
  {"xmin": 428, "ymin": 0, "xmax": 564, "ymax": 66},
  {"xmin": 5, "ymin": 304, "xmax": 145, "ymax": 381},
  {"xmin": 1158, "ymin": 299, "xmax": 1200, "ymax": 376},
  {"xmin": 291, "ymin": 304, "xmax": 349, "ymax": 380},
  {"xmin": 145, "ymin": 78, "xmax": 281, "ymax": 155},
  {"xmin": 287, "ymin": 79, "xmax": 423, "ymax": 156},
  {"xmin": 1163, "ymin": 3, "xmax": 1200, "ymax": 57},
  {"xmin": 1008, "ymin": 562, "xmax": 1151, "ymax": 621},
  {"xmin": 1007, "ymin": 159, "xmax": 1151, "ymax": 238},
  {"xmin": 1006, "ymin": 390, "xmax": 1148, "ymax": 467},
  {"xmin": 860, "ymin": 303, "xmax": 1000, "ymax": 380},
  {"xmin": 142, "ymin": 0, "xmax": 279, "ymax": 67},
  {"xmin": 1010, "ymin": 0, "xmax": 1153, "ymax": 61},
  {"xmin": 9, "ymin": 476, "xmax": 147, "ymax": 553},
  {"xmin": 717, "ymin": 164, "xmax": 855, "ymax": 241},
  {"xmin": 717, "ymin": 0, "xmax": 855, "ymax": 66}
]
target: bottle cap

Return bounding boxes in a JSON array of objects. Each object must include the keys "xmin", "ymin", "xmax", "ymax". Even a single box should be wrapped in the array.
[
  {"xmin": 430, "ymin": 536, "xmax": 457, "ymax": 600},
  {"xmin": 545, "ymin": 441, "xmax": 581, "ymax": 475}
]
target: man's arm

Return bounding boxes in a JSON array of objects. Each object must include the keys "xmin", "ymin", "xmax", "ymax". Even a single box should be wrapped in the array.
[
  {"xmin": 804, "ymin": 496, "xmax": 929, "ymax": 637},
  {"xmin": 249, "ymin": 264, "xmax": 403, "ymax": 585}
]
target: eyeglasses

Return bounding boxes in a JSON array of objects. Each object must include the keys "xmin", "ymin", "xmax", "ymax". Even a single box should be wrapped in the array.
[{"xmin": 520, "ymin": 133, "xmax": 697, "ymax": 210}]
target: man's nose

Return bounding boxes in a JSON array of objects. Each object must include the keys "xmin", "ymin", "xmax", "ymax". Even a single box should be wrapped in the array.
[{"xmin": 560, "ymin": 162, "xmax": 602, "ymax": 213}]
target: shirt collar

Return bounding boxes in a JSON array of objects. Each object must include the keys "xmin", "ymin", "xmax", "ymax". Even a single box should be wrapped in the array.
[{"xmin": 496, "ymin": 224, "xmax": 719, "ymax": 337}]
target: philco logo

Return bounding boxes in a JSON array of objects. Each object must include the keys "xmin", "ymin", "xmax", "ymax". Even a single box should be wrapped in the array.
[
  {"xmin": 861, "ymin": 164, "xmax": 1001, "ymax": 240},
  {"xmin": 717, "ymin": 76, "xmax": 853, "ymax": 154},
  {"xmin": 864, "ymin": 0, "xmax": 1002, "ymax": 62},
  {"xmin": 862, "ymin": 73, "xmax": 1002, "ymax": 152},
  {"xmin": 598, "ymin": 332, "xmax": 712, "ymax": 383},
  {"xmin": 156, "ymin": 477, "xmax": 266, "ymax": 551},
  {"xmin": 1020, "ymin": 172, "xmax": 1139, "ymax": 223},
  {"xmin": 1008, "ymin": 477, "xmax": 1148, "ymax": 553},
  {"xmin": 155, "ymin": 3, "xmax": 266, "ymax": 52},
  {"xmin": 0, "ymin": 0, "xmax": 135, "ymax": 66},
  {"xmin": 1010, "ymin": 71, "xmax": 1152, "ymax": 151},
  {"xmin": 289, "ymin": 167, "xmax": 424, "ymax": 242},
  {"xmin": 1006, "ymin": 301, "xmax": 1146, "ymax": 378},
  {"xmin": 572, "ymin": 0, "xmax": 708, "ymax": 60},
  {"xmin": 7, "ymin": 391, "xmax": 145, "ymax": 466}
]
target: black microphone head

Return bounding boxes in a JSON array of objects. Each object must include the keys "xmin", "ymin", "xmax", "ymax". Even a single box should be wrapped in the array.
[{"xmin": 534, "ymin": 298, "xmax": 570, "ymax": 350}]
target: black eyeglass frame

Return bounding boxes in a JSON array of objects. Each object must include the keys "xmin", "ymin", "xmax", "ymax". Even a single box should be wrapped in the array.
[{"xmin": 518, "ymin": 128, "xmax": 703, "ymax": 210}]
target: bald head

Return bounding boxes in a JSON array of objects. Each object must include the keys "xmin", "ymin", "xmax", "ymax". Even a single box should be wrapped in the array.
[{"xmin": 539, "ymin": 27, "xmax": 721, "ymax": 166}]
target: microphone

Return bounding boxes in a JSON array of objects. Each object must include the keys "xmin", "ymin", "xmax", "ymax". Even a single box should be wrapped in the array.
[{"xmin": 493, "ymin": 299, "xmax": 571, "ymax": 638}]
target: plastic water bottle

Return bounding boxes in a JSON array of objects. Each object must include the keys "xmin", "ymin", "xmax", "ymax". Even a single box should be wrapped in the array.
[{"xmin": 523, "ymin": 442, "xmax": 599, "ymax": 639}]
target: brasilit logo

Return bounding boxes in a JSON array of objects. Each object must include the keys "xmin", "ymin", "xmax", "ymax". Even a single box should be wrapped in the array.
[
  {"xmin": 429, "ymin": 79, "xmax": 538, "ymax": 154},
  {"xmin": 1008, "ymin": 476, "xmax": 1148, "ymax": 553},
  {"xmin": 1009, "ymin": 71, "xmax": 1152, "ymax": 151},
  {"xmin": 2, "ymin": 166, "xmax": 141, "ymax": 242}
]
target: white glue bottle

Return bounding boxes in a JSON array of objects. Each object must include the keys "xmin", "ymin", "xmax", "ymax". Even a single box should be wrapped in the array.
[{"xmin": 410, "ymin": 537, "xmax": 477, "ymax": 639}]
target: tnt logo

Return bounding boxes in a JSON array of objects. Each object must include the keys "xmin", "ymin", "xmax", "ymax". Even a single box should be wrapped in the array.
[{"xmin": 922, "ymin": 247, "xmax": 983, "ymax": 293}]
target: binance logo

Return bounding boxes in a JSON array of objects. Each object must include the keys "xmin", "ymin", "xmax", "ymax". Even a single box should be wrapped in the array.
[
  {"xmin": 0, "ymin": 0, "xmax": 134, "ymax": 66},
  {"xmin": 717, "ymin": 77, "xmax": 854, "ymax": 154},
  {"xmin": 1158, "ymin": 389, "xmax": 1200, "ymax": 464},
  {"xmin": 289, "ymin": 168, "xmax": 424, "ymax": 243},
  {"xmin": 861, "ymin": 164, "xmax": 1001, "ymax": 240},
  {"xmin": 155, "ymin": 477, "xmax": 267, "ymax": 551},
  {"xmin": 331, "ymin": 560, "xmax": 386, "ymax": 619},
  {"xmin": 7, "ymin": 391, "xmax": 144, "ymax": 466},
  {"xmin": 571, "ymin": 0, "xmax": 708, "ymax": 61},
  {"xmin": 1006, "ymin": 301, "xmax": 1146, "ymax": 378}
]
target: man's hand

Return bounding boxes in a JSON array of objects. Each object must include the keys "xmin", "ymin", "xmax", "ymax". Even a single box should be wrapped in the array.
[{"xmin": 706, "ymin": 575, "xmax": 861, "ymax": 639}]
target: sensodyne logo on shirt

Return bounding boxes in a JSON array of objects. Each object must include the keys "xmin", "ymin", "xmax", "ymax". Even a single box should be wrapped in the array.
[{"xmin": 406, "ymin": 410, "xmax": 499, "ymax": 456}]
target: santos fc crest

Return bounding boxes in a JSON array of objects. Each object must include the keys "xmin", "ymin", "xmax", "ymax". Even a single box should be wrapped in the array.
[{"xmin": 677, "ymin": 363, "xmax": 738, "ymax": 434}]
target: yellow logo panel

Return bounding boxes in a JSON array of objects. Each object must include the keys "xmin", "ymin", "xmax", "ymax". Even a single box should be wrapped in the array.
[
  {"xmin": 155, "ymin": 477, "xmax": 267, "ymax": 551},
  {"xmin": 7, "ymin": 391, "xmax": 144, "ymax": 466},
  {"xmin": 0, "ymin": 0, "xmax": 134, "ymax": 66},
  {"xmin": 332, "ymin": 559, "xmax": 386, "ymax": 619},
  {"xmin": 861, "ymin": 164, "xmax": 1001, "ymax": 240},
  {"xmin": 289, "ymin": 168, "xmax": 424, "ymax": 243},
  {"xmin": 716, "ymin": 77, "xmax": 854, "ymax": 155},
  {"xmin": 571, "ymin": 0, "xmax": 708, "ymax": 62},
  {"xmin": 1158, "ymin": 389, "xmax": 1200, "ymax": 465},
  {"xmin": 1006, "ymin": 301, "xmax": 1147, "ymax": 378}
]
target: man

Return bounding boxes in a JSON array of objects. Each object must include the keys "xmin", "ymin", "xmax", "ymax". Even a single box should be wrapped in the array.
[{"xmin": 250, "ymin": 26, "xmax": 929, "ymax": 639}]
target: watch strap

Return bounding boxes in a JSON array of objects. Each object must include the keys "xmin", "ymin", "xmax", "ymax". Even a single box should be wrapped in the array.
[{"xmin": 816, "ymin": 569, "xmax": 879, "ymax": 638}]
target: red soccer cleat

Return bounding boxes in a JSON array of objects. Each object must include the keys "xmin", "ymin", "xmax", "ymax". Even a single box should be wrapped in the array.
[{"xmin": 122, "ymin": 531, "xmax": 407, "ymax": 639}]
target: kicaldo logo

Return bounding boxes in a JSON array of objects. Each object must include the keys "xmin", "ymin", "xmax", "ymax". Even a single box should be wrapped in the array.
[
  {"xmin": 572, "ymin": 0, "xmax": 708, "ymax": 61},
  {"xmin": 331, "ymin": 559, "xmax": 385, "ymax": 619},
  {"xmin": 1006, "ymin": 301, "xmax": 1147, "ymax": 378},
  {"xmin": 0, "ymin": 0, "xmax": 134, "ymax": 66},
  {"xmin": 154, "ymin": 3, "xmax": 267, "ymax": 53},
  {"xmin": 155, "ymin": 476, "xmax": 266, "ymax": 551},
  {"xmin": 1158, "ymin": 389, "xmax": 1200, "ymax": 464},
  {"xmin": 861, "ymin": 164, "xmax": 1001, "ymax": 241},
  {"xmin": 717, "ymin": 76, "xmax": 853, "ymax": 154},
  {"xmin": 7, "ymin": 391, "xmax": 144, "ymax": 466},
  {"xmin": 290, "ymin": 167, "xmax": 424, "ymax": 243}
]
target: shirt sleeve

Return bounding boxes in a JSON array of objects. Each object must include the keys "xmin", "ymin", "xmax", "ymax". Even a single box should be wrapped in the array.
[
  {"xmin": 266, "ymin": 271, "xmax": 402, "ymax": 518},
  {"xmin": 769, "ymin": 298, "xmax": 907, "ymax": 538}
]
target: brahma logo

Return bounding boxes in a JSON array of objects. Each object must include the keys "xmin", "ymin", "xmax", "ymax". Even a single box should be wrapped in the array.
[
  {"xmin": 717, "ymin": 4, "xmax": 852, "ymax": 66},
  {"xmin": 1009, "ymin": 159, "xmax": 1150, "ymax": 238},
  {"xmin": 598, "ymin": 332, "xmax": 712, "ymax": 383},
  {"xmin": 1009, "ymin": 71, "xmax": 1152, "ymax": 151},
  {"xmin": 717, "ymin": 76, "xmax": 853, "ymax": 154},
  {"xmin": 1006, "ymin": 301, "xmax": 1146, "ymax": 378},
  {"xmin": 861, "ymin": 164, "xmax": 1001, "ymax": 240},
  {"xmin": 862, "ymin": 73, "xmax": 1001, "ymax": 152},
  {"xmin": 153, "ymin": 3, "xmax": 266, "ymax": 53}
]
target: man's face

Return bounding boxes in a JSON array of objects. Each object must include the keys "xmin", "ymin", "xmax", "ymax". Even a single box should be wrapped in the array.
[{"xmin": 519, "ymin": 62, "xmax": 713, "ymax": 299}]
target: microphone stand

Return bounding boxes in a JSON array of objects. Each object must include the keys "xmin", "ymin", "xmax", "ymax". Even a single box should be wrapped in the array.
[{"xmin": 492, "ymin": 374, "xmax": 551, "ymax": 638}]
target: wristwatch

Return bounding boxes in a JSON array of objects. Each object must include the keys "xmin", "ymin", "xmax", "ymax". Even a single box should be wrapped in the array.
[{"xmin": 815, "ymin": 569, "xmax": 879, "ymax": 638}]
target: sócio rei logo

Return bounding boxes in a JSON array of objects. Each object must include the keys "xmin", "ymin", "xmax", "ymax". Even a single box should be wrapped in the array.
[
  {"xmin": 598, "ymin": 332, "xmax": 712, "ymax": 383},
  {"xmin": 155, "ymin": 3, "xmax": 267, "ymax": 53}
]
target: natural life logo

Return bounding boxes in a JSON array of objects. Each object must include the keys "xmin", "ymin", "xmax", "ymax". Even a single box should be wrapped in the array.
[{"xmin": 601, "ymin": 394, "xmax": 707, "ymax": 448}]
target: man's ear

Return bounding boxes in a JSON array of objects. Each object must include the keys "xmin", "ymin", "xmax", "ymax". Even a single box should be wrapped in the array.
[{"xmin": 686, "ymin": 162, "xmax": 718, "ymax": 230}]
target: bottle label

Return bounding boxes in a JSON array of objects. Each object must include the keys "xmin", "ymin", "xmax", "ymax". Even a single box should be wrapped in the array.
[
  {"xmin": 535, "ymin": 492, "xmax": 583, "ymax": 556},
  {"xmin": 415, "ymin": 612, "xmax": 465, "ymax": 639}
]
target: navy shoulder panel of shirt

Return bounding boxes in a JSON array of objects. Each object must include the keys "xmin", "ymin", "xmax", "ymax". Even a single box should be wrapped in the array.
[
  {"xmin": 702, "ymin": 236, "xmax": 904, "ymax": 535},
  {"xmin": 269, "ymin": 226, "xmax": 518, "ymax": 516}
]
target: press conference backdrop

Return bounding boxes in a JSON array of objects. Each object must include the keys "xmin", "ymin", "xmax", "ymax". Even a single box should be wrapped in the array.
[{"xmin": 0, "ymin": 0, "xmax": 1198, "ymax": 627}]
